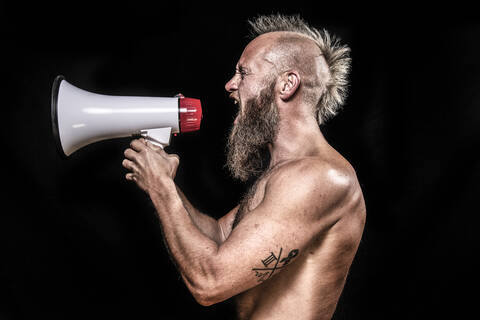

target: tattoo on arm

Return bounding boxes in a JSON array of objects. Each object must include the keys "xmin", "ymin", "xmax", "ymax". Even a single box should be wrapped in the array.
[{"xmin": 252, "ymin": 248, "xmax": 299, "ymax": 282}]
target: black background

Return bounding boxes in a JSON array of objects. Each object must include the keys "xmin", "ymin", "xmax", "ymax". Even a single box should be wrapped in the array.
[{"xmin": 1, "ymin": 1, "xmax": 479, "ymax": 319}]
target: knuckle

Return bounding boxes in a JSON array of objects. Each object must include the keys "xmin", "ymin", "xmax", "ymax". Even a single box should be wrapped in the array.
[{"xmin": 131, "ymin": 139, "xmax": 141, "ymax": 149}]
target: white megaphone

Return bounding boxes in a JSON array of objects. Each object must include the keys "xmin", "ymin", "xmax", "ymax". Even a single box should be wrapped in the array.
[{"xmin": 51, "ymin": 75, "xmax": 202, "ymax": 157}]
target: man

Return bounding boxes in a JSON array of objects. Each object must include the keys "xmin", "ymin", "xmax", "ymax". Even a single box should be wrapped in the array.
[{"xmin": 122, "ymin": 14, "xmax": 366, "ymax": 320}]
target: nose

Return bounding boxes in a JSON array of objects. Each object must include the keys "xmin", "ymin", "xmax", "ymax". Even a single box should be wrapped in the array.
[{"xmin": 225, "ymin": 74, "xmax": 239, "ymax": 93}]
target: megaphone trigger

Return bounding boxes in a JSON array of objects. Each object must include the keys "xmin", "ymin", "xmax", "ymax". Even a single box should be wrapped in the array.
[{"xmin": 138, "ymin": 127, "xmax": 172, "ymax": 149}]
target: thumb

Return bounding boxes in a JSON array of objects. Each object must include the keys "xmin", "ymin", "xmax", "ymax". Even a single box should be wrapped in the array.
[
  {"xmin": 167, "ymin": 153, "xmax": 180, "ymax": 178},
  {"xmin": 168, "ymin": 153, "xmax": 180, "ymax": 162}
]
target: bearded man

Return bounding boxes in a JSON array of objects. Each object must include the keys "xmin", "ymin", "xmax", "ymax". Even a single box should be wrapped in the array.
[{"xmin": 122, "ymin": 14, "xmax": 366, "ymax": 320}]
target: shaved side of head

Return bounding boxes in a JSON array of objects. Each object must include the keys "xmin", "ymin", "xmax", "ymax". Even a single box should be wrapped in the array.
[{"xmin": 263, "ymin": 32, "xmax": 331, "ymax": 111}]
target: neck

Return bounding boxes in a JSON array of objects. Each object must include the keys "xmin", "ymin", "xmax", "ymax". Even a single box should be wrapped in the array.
[{"xmin": 267, "ymin": 110, "xmax": 329, "ymax": 169}]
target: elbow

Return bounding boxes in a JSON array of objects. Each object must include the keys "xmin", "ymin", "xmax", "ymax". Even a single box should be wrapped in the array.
[
  {"xmin": 193, "ymin": 291, "xmax": 219, "ymax": 307},
  {"xmin": 190, "ymin": 276, "xmax": 228, "ymax": 306},
  {"xmin": 182, "ymin": 264, "xmax": 226, "ymax": 306},
  {"xmin": 190, "ymin": 284, "xmax": 223, "ymax": 306},
  {"xmin": 188, "ymin": 275, "xmax": 227, "ymax": 306}
]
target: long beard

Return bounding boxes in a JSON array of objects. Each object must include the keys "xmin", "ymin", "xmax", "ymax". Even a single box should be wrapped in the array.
[{"xmin": 226, "ymin": 82, "xmax": 279, "ymax": 181}]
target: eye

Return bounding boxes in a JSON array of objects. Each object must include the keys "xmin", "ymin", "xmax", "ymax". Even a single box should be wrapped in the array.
[
  {"xmin": 235, "ymin": 70, "xmax": 245, "ymax": 80},
  {"xmin": 235, "ymin": 67, "xmax": 248, "ymax": 80}
]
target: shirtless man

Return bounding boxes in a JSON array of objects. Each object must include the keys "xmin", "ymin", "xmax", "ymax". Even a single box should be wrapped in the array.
[{"xmin": 122, "ymin": 14, "xmax": 366, "ymax": 320}]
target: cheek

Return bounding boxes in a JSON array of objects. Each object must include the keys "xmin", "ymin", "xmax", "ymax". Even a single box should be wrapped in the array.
[
  {"xmin": 240, "ymin": 76, "xmax": 266, "ymax": 99},
  {"xmin": 238, "ymin": 85, "xmax": 254, "ymax": 109}
]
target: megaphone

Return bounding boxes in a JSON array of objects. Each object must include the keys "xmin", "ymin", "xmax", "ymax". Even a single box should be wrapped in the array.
[{"xmin": 51, "ymin": 75, "xmax": 202, "ymax": 157}]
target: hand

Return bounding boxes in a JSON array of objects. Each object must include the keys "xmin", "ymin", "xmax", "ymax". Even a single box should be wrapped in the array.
[{"xmin": 122, "ymin": 138, "xmax": 180, "ymax": 193}]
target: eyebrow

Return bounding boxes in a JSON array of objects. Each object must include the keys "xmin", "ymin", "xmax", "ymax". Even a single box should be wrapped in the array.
[{"xmin": 237, "ymin": 64, "xmax": 249, "ymax": 73}]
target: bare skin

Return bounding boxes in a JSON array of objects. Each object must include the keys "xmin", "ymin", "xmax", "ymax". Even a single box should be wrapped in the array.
[{"xmin": 122, "ymin": 31, "xmax": 366, "ymax": 320}]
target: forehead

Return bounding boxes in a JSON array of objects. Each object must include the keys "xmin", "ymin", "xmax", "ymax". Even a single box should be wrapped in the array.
[
  {"xmin": 236, "ymin": 31, "xmax": 318, "ymax": 73},
  {"xmin": 237, "ymin": 33, "xmax": 279, "ymax": 71}
]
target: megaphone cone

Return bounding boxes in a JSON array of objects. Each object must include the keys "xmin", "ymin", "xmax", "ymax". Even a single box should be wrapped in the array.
[{"xmin": 51, "ymin": 76, "xmax": 202, "ymax": 157}]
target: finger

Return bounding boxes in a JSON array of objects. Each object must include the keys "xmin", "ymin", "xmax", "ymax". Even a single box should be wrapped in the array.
[
  {"xmin": 130, "ymin": 139, "xmax": 147, "ymax": 152},
  {"xmin": 123, "ymin": 148, "xmax": 137, "ymax": 160},
  {"xmin": 122, "ymin": 159, "xmax": 138, "ymax": 172},
  {"xmin": 125, "ymin": 172, "xmax": 135, "ymax": 181}
]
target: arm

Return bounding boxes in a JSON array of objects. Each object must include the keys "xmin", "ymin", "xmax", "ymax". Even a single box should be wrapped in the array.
[
  {"xmin": 123, "ymin": 139, "xmax": 225, "ymax": 244},
  {"xmin": 177, "ymin": 186, "xmax": 239, "ymax": 244},
  {"xmin": 175, "ymin": 186, "xmax": 224, "ymax": 244},
  {"xmin": 123, "ymin": 140, "xmax": 352, "ymax": 306}
]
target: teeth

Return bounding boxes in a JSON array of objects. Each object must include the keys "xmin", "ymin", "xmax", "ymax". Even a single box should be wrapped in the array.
[{"xmin": 234, "ymin": 100, "xmax": 238, "ymax": 105}]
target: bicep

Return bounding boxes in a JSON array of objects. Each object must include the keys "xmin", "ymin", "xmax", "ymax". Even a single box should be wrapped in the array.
[
  {"xmin": 218, "ymin": 208, "xmax": 312, "ymax": 290},
  {"xmin": 211, "ymin": 192, "xmax": 332, "ymax": 301}
]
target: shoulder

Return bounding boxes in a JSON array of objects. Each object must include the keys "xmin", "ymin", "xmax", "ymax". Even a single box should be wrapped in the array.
[
  {"xmin": 267, "ymin": 157, "xmax": 356, "ymax": 196},
  {"xmin": 264, "ymin": 157, "xmax": 359, "ymax": 216}
]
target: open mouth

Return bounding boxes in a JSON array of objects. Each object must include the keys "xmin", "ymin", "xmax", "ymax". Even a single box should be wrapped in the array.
[{"xmin": 229, "ymin": 93, "xmax": 240, "ymax": 106}]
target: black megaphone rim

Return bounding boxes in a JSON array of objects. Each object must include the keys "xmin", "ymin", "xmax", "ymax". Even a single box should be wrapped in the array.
[{"xmin": 51, "ymin": 75, "xmax": 67, "ymax": 158}]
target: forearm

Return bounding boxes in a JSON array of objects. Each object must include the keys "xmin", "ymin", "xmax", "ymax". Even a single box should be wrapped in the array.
[
  {"xmin": 123, "ymin": 139, "xmax": 224, "ymax": 302},
  {"xmin": 149, "ymin": 179, "xmax": 220, "ymax": 296},
  {"xmin": 175, "ymin": 186, "xmax": 223, "ymax": 244}
]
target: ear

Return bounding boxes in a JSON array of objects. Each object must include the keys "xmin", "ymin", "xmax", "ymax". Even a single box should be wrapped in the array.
[{"xmin": 278, "ymin": 71, "xmax": 300, "ymax": 101}]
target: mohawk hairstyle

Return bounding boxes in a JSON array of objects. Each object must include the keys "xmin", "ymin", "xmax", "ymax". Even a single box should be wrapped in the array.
[{"xmin": 248, "ymin": 14, "xmax": 351, "ymax": 125}]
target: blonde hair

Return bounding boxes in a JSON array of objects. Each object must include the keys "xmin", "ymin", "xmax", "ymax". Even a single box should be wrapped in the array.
[{"xmin": 248, "ymin": 14, "xmax": 351, "ymax": 125}]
